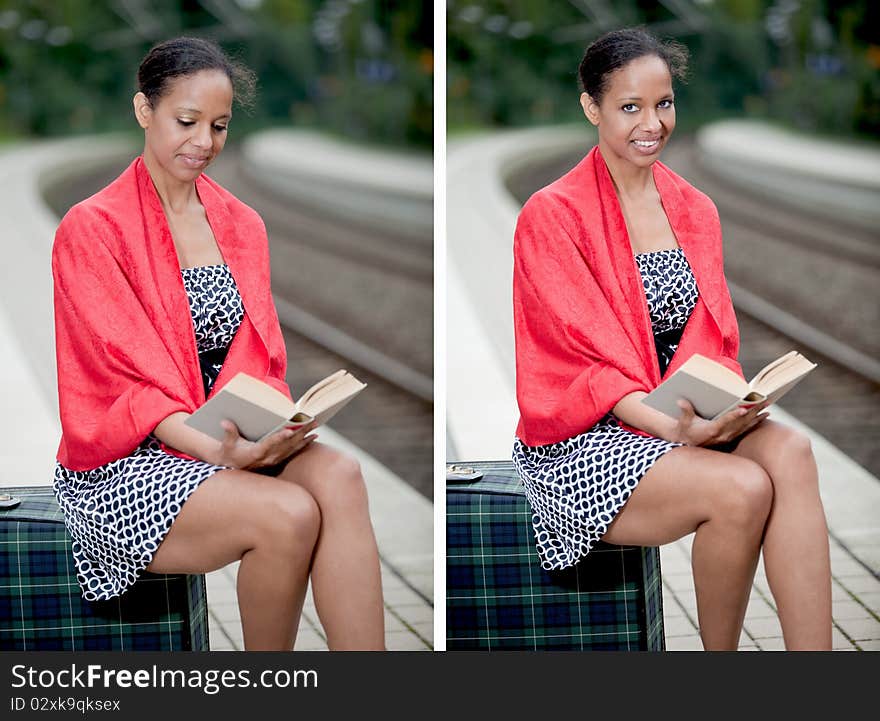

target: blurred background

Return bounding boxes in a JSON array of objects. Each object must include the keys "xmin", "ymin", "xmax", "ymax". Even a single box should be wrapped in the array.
[
  {"xmin": 448, "ymin": 0, "xmax": 879, "ymax": 139},
  {"xmin": 446, "ymin": 0, "xmax": 879, "ymax": 651},
  {"xmin": 0, "ymin": 0, "xmax": 432, "ymax": 146},
  {"xmin": 0, "ymin": 0, "xmax": 433, "ymax": 651}
]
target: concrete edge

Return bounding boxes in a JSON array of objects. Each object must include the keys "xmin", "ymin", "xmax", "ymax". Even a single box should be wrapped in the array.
[
  {"xmin": 696, "ymin": 120, "xmax": 880, "ymax": 230},
  {"xmin": 241, "ymin": 128, "xmax": 432, "ymax": 240},
  {"xmin": 446, "ymin": 126, "xmax": 590, "ymax": 460},
  {"xmin": 0, "ymin": 135, "xmax": 140, "ymax": 412},
  {"xmin": 696, "ymin": 119, "xmax": 880, "ymax": 189}
]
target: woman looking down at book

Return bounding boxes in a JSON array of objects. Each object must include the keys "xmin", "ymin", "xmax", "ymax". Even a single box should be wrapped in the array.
[
  {"xmin": 51, "ymin": 37, "xmax": 385, "ymax": 650},
  {"xmin": 512, "ymin": 27, "xmax": 831, "ymax": 650}
]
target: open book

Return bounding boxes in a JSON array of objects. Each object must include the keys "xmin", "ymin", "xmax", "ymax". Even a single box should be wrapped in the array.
[
  {"xmin": 184, "ymin": 370, "xmax": 367, "ymax": 443},
  {"xmin": 641, "ymin": 351, "xmax": 816, "ymax": 421}
]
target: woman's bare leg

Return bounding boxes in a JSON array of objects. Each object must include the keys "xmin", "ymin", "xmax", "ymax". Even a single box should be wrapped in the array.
[
  {"xmin": 146, "ymin": 469, "xmax": 320, "ymax": 650},
  {"xmin": 601, "ymin": 446, "xmax": 773, "ymax": 650},
  {"xmin": 276, "ymin": 442, "xmax": 385, "ymax": 650},
  {"xmin": 732, "ymin": 421, "xmax": 832, "ymax": 650}
]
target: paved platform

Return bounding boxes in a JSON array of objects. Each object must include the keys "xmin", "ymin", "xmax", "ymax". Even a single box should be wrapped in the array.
[
  {"xmin": 0, "ymin": 136, "xmax": 433, "ymax": 651},
  {"xmin": 447, "ymin": 123, "xmax": 880, "ymax": 650}
]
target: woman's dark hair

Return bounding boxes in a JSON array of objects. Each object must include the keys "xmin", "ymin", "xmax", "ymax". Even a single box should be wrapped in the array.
[
  {"xmin": 578, "ymin": 27, "xmax": 689, "ymax": 104},
  {"xmin": 137, "ymin": 36, "xmax": 257, "ymax": 110}
]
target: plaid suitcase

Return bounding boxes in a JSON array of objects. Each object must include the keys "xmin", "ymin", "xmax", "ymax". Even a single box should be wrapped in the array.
[
  {"xmin": 447, "ymin": 460, "xmax": 665, "ymax": 651},
  {"xmin": 0, "ymin": 486, "xmax": 209, "ymax": 651}
]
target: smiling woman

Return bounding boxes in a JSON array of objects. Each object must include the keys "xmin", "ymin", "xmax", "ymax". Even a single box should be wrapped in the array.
[
  {"xmin": 131, "ymin": 39, "xmax": 247, "ymax": 268},
  {"xmin": 50, "ymin": 37, "xmax": 386, "ymax": 651},
  {"xmin": 510, "ymin": 27, "xmax": 833, "ymax": 651}
]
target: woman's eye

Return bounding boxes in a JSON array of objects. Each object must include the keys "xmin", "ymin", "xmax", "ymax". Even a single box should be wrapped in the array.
[
  {"xmin": 177, "ymin": 120, "xmax": 227, "ymax": 132},
  {"xmin": 659, "ymin": 99, "xmax": 674, "ymax": 109},
  {"xmin": 622, "ymin": 104, "xmax": 637, "ymax": 113}
]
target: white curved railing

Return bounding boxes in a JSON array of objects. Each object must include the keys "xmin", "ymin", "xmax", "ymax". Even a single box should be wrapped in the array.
[
  {"xmin": 241, "ymin": 128, "xmax": 433, "ymax": 242},
  {"xmin": 696, "ymin": 119, "xmax": 880, "ymax": 231},
  {"xmin": 0, "ymin": 134, "xmax": 138, "ymax": 412},
  {"xmin": 446, "ymin": 125, "xmax": 589, "ymax": 461},
  {"xmin": 0, "ymin": 134, "xmax": 137, "ymax": 486}
]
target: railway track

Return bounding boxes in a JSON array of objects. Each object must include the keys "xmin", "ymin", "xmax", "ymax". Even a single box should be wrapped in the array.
[
  {"xmin": 507, "ymin": 138, "xmax": 880, "ymax": 481},
  {"xmin": 43, "ymin": 147, "xmax": 434, "ymax": 500}
]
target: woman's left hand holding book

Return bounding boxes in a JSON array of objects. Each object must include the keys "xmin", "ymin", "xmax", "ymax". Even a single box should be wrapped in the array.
[
  {"xmin": 217, "ymin": 419, "xmax": 318, "ymax": 469},
  {"xmin": 153, "ymin": 412, "xmax": 318, "ymax": 470}
]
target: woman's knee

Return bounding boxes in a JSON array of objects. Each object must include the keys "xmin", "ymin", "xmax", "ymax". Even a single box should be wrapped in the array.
[
  {"xmin": 713, "ymin": 458, "xmax": 773, "ymax": 528},
  {"xmin": 292, "ymin": 448, "xmax": 369, "ymax": 516},
  {"xmin": 775, "ymin": 425, "xmax": 815, "ymax": 469},
  {"xmin": 323, "ymin": 452, "xmax": 369, "ymax": 515},
  {"xmin": 743, "ymin": 422, "xmax": 818, "ymax": 496},
  {"xmin": 259, "ymin": 483, "xmax": 321, "ymax": 551}
]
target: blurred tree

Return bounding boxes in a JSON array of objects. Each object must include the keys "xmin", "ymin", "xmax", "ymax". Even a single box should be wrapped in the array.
[
  {"xmin": 447, "ymin": 0, "xmax": 878, "ymax": 141},
  {"xmin": 0, "ymin": 0, "xmax": 431, "ymax": 148}
]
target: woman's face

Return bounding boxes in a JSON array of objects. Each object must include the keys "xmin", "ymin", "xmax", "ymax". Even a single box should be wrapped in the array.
[
  {"xmin": 581, "ymin": 54, "xmax": 675, "ymax": 169},
  {"xmin": 134, "ymin": 69, "xmax": 233, "ymax": 183}
]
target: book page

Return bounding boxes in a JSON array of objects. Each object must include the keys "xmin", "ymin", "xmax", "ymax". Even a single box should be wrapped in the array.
[
  {"xmin": 296, "ymin": 369, "xmax": 349, "ymax": 408},
  {"xmin": 753, "ymin": 359, "xmax": 803, "ymax": 393},
  {"xmin": 300, "ymin": 375, "xmax": 367, "ymax": 419},
  {"xmin": 752, "ymin": 357, "xmax": 817, "ymax": 398},
  {"xmin": 748, "ymin": 350, "xmax": 799, "ymax": 389},
  {"xmin": 674, "ymin": 354, "xmax": 750, "ymax": 397},
  {"xmin": 224, "ymin": 373, "xmax": 296, "ymax": 418},
  {"xmin": 759, "ymin": 375, "xmax": 809, "ymax": 408}
]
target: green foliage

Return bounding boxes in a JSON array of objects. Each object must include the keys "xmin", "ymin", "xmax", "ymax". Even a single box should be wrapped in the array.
[
  {"xmin": 0, "ymin": 0, "xmax": 431, "ymax": 149},
  {"xmin": 447, "ymin": 0, "xmax": 879, "ymax": 141}
]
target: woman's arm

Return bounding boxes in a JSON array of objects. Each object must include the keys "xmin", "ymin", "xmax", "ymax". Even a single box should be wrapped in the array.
[
  {"xmin": 154, "ymin": 413, "xmax": 317, "ymax": 469},
  {"xmin": 612, "ymin": 392, "xmax": 679, "ymax": 441},
  {"xmin": 613, "ymin": 391, "xmax": 770, "ymax": 446}
]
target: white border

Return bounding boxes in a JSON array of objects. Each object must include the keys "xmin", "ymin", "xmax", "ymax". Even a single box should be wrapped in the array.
[{"xmin": 433, "ymin": 0, "xmax": 447, "ymax": 651}]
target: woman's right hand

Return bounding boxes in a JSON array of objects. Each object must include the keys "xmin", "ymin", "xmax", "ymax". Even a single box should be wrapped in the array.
[
  {"xmin": 672, "ymin": 399, "xmax": 770, "ymax": 447},
  {"xmin": 217, "ymin": 419, "xmax": 318, "ymax": 469}
]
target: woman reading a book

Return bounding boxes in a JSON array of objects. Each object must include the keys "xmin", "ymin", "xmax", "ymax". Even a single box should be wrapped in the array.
[
  {"xmin": 512, "ymin": 28, "xmax": 832, "ymax": 650},
  {"xmin": 51, "ymin": 37, "xmax": 385, "ymax": 650}
]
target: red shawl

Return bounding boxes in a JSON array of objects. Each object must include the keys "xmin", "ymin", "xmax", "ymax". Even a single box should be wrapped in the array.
[
  {"xmin": 53, "ymin": 156, "xmax": 290, "ymax": 471},
  {"xmin": 513, "ymin": 145, "xmax": 743, "ymax": 447}
]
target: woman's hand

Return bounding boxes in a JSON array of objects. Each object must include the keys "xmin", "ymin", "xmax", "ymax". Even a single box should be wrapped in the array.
[
  {"xmin": 217, "ymin": 420, "xmax": 318, "ymax": 470},
  {"xmin": 672, "ymin": 400, "xmax": 770, "ymax": 447}
]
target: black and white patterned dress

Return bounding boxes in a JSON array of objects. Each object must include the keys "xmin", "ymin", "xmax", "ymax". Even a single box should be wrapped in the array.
[
  {"xmin": 53, "ymin": 264, "xmax": 244, "ymax": 601},
  {"xmin": 512, "ymin": 247, "xmax": 699, "ymax": 571}
]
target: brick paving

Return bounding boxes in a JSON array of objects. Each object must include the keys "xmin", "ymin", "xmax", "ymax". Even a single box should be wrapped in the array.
[{"xmin": 661, "ymin": 530, "xmax": 880, "ymax": 651}]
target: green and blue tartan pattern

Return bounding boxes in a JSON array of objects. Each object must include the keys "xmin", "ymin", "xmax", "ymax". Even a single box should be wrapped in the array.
[
  {"xmin": 0, "ymin": 486, "xmax": 209, "ymax": 651},
  {"xmin": 447, "ymin": 461, "xmax": 665, "ymax": 650}
]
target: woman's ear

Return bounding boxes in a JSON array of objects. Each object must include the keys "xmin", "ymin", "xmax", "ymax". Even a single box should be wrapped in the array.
[
  {"xmin": 133, "ymin": 92, "xmax": 152, "ymax": 130},
  {"xmin": 580, "ymin": 92, "xmax": 600, "ymax": 126}
]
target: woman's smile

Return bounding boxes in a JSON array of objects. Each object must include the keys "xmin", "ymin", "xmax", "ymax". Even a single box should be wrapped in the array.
[
  {"xmin": 178, "ymin": 153, "xmax": 210, "ymax": 168},
  {"xmin": 631, "ymin": 137, "xmax": 662, "ymax": 154}
]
